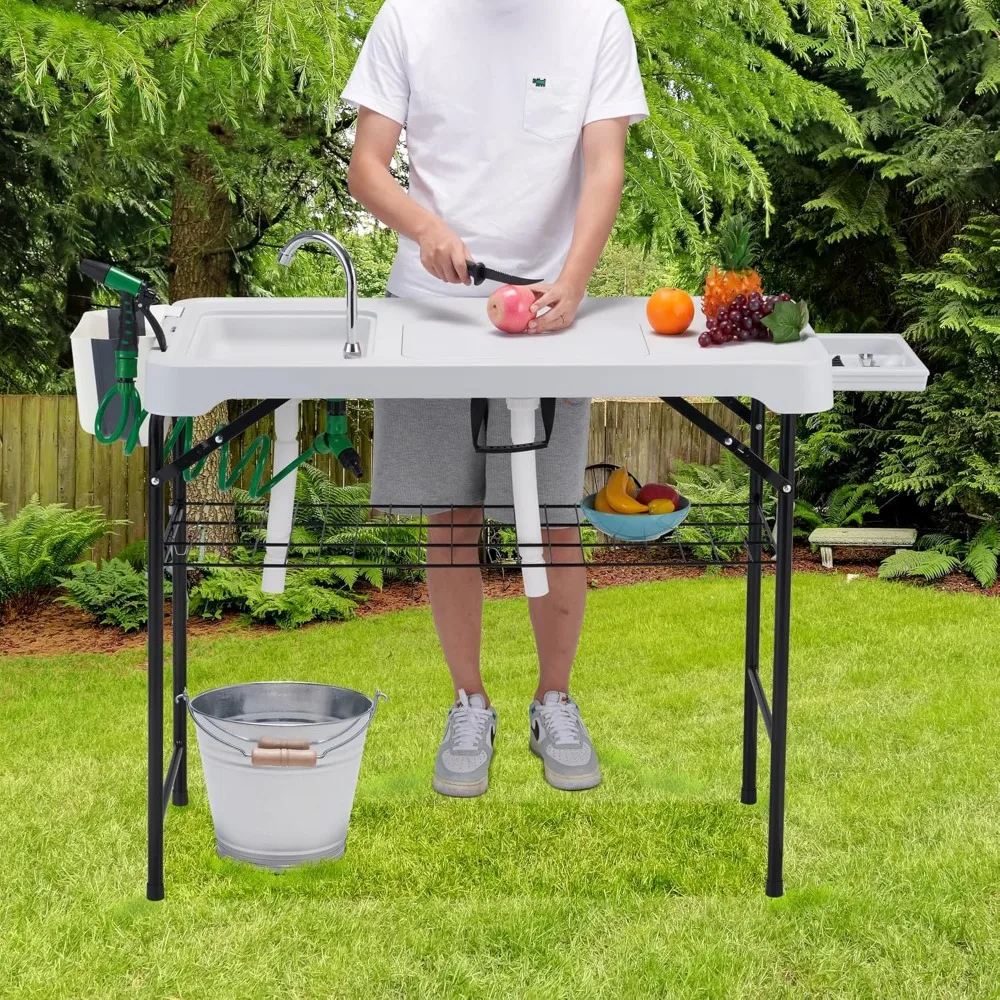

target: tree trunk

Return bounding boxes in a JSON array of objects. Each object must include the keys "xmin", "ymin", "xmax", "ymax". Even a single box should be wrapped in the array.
[
  {"xmin": 169, "ymin": 148, "xmax": 234, "ymax": 547},
  {"xmin": 62, "ymin": 264, "xmax": 92, "ymax": 369}
]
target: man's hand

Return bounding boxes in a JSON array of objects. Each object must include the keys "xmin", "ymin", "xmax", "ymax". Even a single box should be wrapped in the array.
[
  {"xmin": 526, "ymin": 278, "xmax": 586, "ymax": 333},
  {"xmin": 417, "ymin": 219, "xmax": 472, "ymax": 284}
]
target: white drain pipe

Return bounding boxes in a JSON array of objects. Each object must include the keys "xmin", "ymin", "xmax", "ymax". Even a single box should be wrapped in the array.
[
  {"xmin": 260, "ymin": 399, "xmax": 300, "ymax": 594},
  {"xmin": 506, "ymin": 397, "xmax": 548, "ymax": 598}
]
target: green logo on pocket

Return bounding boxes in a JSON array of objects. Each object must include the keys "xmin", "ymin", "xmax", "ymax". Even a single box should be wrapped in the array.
[{"xmin": 532, "ymin": 78, "xmax": 546, "ymax": 88}]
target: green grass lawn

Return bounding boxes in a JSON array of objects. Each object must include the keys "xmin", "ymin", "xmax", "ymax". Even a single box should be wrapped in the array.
[{"xmin": 2, "ymin": 574, "xmax": 1000, "ymax": 998}]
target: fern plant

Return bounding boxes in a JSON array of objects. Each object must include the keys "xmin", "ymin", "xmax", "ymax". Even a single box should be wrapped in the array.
[
  {"xmin": 189, "ymin": 566, "xmax": 355, "ymax": 630},
  {"xmin": 185, "ymin": 464, "xmax": 426, "ymax": 630},
  {"xmin": 0, "ymin": 498, "xmax": 116, "ymax": 615},
  {"xmin": 796, "ymin": 483, "xmax": 880, "ymax": 539},
  {"xmin": 672, "ymin": 452, "xmax": 778, "ymax": 560},
  {"xmin": 234, "ymin": 464, "xmax": 425, "ymax": 585},
  {"xmin": 59, "ymin": 558, "xmax": 169, "ymax": 632},
  {"xmin": 879, "ymin": 524, "xmax": 1000, "ymax": 587}
]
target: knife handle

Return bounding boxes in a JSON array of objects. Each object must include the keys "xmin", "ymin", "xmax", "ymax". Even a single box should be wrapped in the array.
[{"xmin": 466, "ymin": 260, "xmax": 487, "ymax": 285}]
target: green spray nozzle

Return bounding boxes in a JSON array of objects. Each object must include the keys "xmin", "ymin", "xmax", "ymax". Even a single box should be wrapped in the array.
[
  {"xmin": 79, "ymin": 258, "xmax": 167, "ymax": 353},
  {"xmin": 79, "ymin": 259, "xmax": 145, "ymax": 298}
]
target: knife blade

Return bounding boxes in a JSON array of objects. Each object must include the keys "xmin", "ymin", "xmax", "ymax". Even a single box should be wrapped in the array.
[{"xmin": 466, "ymin": 260, "xmax": 542, "ymax": 286}]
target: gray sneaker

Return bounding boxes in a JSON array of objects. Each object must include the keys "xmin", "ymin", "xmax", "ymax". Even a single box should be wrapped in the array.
[
  {"xmin": 432, "ymin": 689, "xmax": 497, "ymax": 798},
  {"xmin": 529, "ymin": 691, "xmax": 602, "ymax": 791}
]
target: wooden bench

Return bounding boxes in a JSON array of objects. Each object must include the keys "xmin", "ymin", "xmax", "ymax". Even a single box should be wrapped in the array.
[{"xmin": 807, "ymin": 527, "xmax": 918, "ymax": 569}]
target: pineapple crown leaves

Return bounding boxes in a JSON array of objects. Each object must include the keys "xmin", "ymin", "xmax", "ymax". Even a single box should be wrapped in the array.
[{"xmin": 716, "ymin": 214, "xmax": 759, "ymax": 272}]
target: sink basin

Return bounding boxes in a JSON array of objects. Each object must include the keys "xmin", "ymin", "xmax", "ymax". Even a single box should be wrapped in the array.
[
  {"xmin": 187, "ymin": 309, "xmax": 374, "ymax": 363},
  {"xmin": 814, "ymin": 333, "xmax": 929, "ymax": 391}
]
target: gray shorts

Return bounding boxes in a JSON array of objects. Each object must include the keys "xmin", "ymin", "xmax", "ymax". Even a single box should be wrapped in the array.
[
  {"xmin": 374, "ymin": 292, "xmax": 590, "ymax": 526},
  {"xmin": 371, "ymin": 397, "xmax": 592, "ymax": 526}
]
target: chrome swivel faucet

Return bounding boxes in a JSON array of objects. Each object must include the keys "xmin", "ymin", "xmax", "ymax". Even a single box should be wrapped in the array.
[{"xmin": 278, "ymin": 230, "xmax": 362, "ymax": 358}]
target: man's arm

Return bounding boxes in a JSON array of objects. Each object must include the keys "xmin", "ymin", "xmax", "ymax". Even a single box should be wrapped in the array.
[
  {"xmin": 528, "ymin": 116, "xmax": 628, "ymax": 333},
  {"xmin": 347, "ymin": 107, "xmax": 471, "ymax": 285}
]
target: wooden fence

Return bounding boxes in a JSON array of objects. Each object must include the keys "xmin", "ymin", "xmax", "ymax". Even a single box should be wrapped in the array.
[{"xmin": 0, "ymin": 395, "xmax": 737, "ymax": 559}]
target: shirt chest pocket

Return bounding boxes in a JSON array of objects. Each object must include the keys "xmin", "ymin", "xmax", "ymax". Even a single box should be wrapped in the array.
[{"xmin": 522, "ymin": 75, "xmax": 582, "ymax": 141}]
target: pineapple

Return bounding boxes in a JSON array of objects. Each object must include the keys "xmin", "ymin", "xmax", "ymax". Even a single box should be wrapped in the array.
[{"xmin": 703, "ymin": 215, "xmax": 763, "ymax": 319}]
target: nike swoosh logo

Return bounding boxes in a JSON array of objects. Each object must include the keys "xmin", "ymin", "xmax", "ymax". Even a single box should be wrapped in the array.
[{"xmin": 531, "ymin": 720, "xmax": 540, "ymax": 741}]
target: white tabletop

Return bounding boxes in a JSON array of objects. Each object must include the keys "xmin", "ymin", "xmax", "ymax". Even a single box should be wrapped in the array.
[{"xmin": 143, "ymin": 295, "xmax": 835, "ymax": 416}]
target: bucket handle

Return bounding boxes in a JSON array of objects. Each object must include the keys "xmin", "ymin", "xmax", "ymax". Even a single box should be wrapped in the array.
[{"xmin": 186, "ymin": 690, "xmax": 388, "ymax": 765}]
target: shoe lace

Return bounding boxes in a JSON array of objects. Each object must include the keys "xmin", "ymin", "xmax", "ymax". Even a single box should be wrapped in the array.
[
  {"xmin": 451, "ymin": 705, "xmax": 491, "ymax": 752},
  {"xmin": 539, "ymin": 701, "xmax": 582, "ymax": 746}
]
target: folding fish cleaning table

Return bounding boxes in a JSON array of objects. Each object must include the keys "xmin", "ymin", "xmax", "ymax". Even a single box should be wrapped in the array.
[{"xmin": 108, "ymin": 293, "xmax": 928, "ymax": 900}]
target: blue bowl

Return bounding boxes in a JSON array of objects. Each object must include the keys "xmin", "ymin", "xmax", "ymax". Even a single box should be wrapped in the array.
[{"xmin": 579, "ymin": 492, "xmax": 692, "ymax": 542}]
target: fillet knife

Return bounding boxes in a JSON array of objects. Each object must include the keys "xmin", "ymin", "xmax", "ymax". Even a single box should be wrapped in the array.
[{"xmin": 466, "ymin": 260, "xmax": 542, "ymax": 286}]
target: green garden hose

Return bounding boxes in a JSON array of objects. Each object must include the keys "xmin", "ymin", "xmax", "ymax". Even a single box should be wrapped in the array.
[
  {"xmin": 219, "ymin": 401, "xmax": 363, "ymax": 499},
  {"xmin": 94, "ymin": 349, "xmax": 142, "ymax": 446}
]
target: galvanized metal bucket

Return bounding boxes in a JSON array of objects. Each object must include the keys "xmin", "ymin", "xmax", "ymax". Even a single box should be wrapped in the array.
[{"xmin": 189, "ymin": 682, "xmax": 386, "ymax": 870}]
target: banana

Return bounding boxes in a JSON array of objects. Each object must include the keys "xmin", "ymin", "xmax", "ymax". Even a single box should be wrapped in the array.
[
  {"xmin": 594, "ymin": 487, "xmax": 615, "ymax": 513},
  {"xmin": 606, "ymin": 468, "xmax": 648, "ymax": 514}
]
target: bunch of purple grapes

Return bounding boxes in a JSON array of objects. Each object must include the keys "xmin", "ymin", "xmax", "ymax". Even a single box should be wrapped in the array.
[{"xmin": 699, "ymin": 292, "xmax": 792, "ymax": 348}]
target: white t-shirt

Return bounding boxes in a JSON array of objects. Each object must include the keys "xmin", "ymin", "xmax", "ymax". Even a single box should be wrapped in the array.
[{"xmin": 342, "ymin": 0, "xmax": 648, "ymax": 298}]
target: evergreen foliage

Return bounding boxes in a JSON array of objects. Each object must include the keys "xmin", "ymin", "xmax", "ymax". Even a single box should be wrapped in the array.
[
  {"xmin": 879, "ymin": 523, "xmax": 1000, "ymax": 586},
  {"xmin": 796, "ymin": 484, "xmax": 880, "ymax": 533},
  {"xmin": 189, "ymin": 566, "xmax": 357, "ymax": 630},
  {"xmin": 59, "ymin": 557, "xmax": 166, "ymax": 632},
  {"xmin": 0, "ymin": 498, "xmax": 115, "ymax": 613}
]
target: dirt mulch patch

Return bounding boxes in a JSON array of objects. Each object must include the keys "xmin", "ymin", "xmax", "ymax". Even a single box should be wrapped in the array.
[
  {"xmin": 3, "ymin": 545, "xmax": 996, "ymax": 659},
  {"xmin": 0, "ymin": 600, "xmax": 250, "ymax": 659}
]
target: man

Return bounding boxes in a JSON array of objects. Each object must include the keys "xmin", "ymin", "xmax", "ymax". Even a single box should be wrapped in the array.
[{"xmin": 343, "ymin": 0, "xmax": 648, "ymax": 796}]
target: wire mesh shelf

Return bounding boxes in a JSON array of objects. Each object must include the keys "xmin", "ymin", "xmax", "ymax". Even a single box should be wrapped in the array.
[{"xmin": 165, "ymin": 501, "xmax": 775, "ymax": 571}]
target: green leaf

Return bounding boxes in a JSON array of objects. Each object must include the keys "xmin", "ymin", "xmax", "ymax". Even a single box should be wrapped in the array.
[
  {"xmin": 963, "ymin": 542, "xmax": 998, "ymax": 588},
  {"xmin": 762, "ymin": 300, "xmax": 808, "ymax": 344}
]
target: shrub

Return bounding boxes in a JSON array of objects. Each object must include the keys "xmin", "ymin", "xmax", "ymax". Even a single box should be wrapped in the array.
[
  {"xmin": 190, "ymin": 567, "xmax": 355, "ymax": 630},
  {"xmin": 59, "ymin": 558, "xmax": 169, "ymax": 632},
  {"xmin": 117, "ymin": 538, "xmax": 148, "ymax": 571},
  {"xmin": 879, "ymin": 524, "xmax": 1000, "ymax": 588},
  {"xmin": 672, "ymin": 453, "xmax": 778, "ymax": 560},
  {"xmin": 233, "ymin": 464, "xmax": 426, "ymax": 586},
  {"xmin": 0, "ymin": 498, "xmax": 116, "ymax": 616},
  {"xmin": 796, "ymin": 484, "xmax": 880, "ymax": 539}
]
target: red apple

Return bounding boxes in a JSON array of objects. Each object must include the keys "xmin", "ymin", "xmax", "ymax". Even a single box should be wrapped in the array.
[
  {"xmin": 487, "ymin": 284, "xmax": 536, "ymax": 333},
  {"xmin": 636, "ymin": 483, "xmax": 681, "ymax": 506}
]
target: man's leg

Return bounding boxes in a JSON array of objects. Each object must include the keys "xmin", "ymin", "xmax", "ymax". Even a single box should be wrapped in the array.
[
  {"xmin": 526, "ymin": 525, "xmax": 600, "ymax": 789},
  {"xmin": 529, "ymin": 526, "xmax": 587, "ymax": 701},
  {"xmin": 426, "ymin": 507, "xmax": 498, "ymax": 798},
  {"xmin": 426, "ymin": 507, "xmax": 488, "ymax": 701}
]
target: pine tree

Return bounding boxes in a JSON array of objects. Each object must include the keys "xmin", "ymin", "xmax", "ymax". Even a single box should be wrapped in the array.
[
  {"xmin": 617, "ymin": 0, "xmax": 924, "ymax": 256},
  {"xmin": 753, "ymin": 1, "xmax": 1000, "ymax": 527}
]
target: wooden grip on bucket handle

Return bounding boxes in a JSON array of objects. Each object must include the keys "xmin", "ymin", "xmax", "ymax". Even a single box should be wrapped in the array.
[
  {"xmin": 251, "ymin": 740, "xmax": 317, "ymax": 767},
  {"xmin": 250, "ymin": 740, "xmax": 316, "ymax": 767},
  {"xmin": 257, "ymin": 737, "xmax": 311, "ymax": 750}
]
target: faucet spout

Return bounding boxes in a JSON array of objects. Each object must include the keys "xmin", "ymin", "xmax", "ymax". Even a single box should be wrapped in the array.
[{"xmin": 278, "ymin": 230, "xmax": 361, "ymax": 359}]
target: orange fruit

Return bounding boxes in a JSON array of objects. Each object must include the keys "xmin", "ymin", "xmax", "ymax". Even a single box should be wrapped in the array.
[{"xmin": 646, "ymin": 288, "xmax": 695, "ymax": 335}]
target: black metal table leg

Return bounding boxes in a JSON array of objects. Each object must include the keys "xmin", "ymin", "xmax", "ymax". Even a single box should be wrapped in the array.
[
  {"xmin": 171, "ymin": 430, "xmax": 188, "ymax": 809},
  {"xmin": 766, "ymin": 413, "xmax": 797, "ymax": 898},
  {"xmin": 742, "ymin": 400, "xmax": 765, "ymax": 805},
  {"xmin": 147, "ymin": 415, "xmax": 166, "ymax": 902}
]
